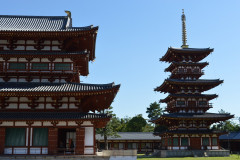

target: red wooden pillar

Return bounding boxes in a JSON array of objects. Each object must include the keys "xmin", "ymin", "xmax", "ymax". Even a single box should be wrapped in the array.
[
  {"xmin": 48, "ymin": 128, "xmax": 58, "ymax": 155},
  {"xmin": 75, "ymin": 127, "xmax": 85, "ymax": 155},
  {"xmin": 0, "ymin": 128, "xmax": 6, "ymax": 154}
]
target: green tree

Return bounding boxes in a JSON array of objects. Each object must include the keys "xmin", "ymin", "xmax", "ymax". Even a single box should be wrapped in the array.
[
  {"xmin": 211, "ymin": 109, "xmax": 239, "ymax": 132},
  {"xmin": 146, "ymin": 102, "xmax": 164, "ymax": 120},
  {"xmin": 126, "ymin": 114, "xmax": 147, "ymax": 132},
  {"xmin": 142, "ymin": 123, "xmax": 155, "ymax": 132},
  {"xmin": 96, "ymin": 107, "xmax": 119, "ymax": 150}
]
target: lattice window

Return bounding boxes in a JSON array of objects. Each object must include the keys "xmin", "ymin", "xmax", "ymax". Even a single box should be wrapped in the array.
[
  {"xmin": 173, "ymin": 138, "xmax": 179, "ymax": 146},
  {"xmin": 9, "ymin": 62, "xmax": 26, "ymax": 70},
  {"xmin": 32, "ymin": 63, "xmax": 49, "ymax": 70},
  {"xmin": 181, "ymin": 137, "xmax": 188, "ymax": 146},
  {"xmin": 5, "ymin": 128, "xmax": 26, "ymax": 146},
  {"xmin": 177, "ymin": 101, "xmax": 185, "ymax": 106},
  {"xmin": 33, "ymin": 128, "xmax": 48, "ymax": 146},
  {"xmin": 202, "ymin": 137, "xmax": 209, "ymax": 146},
  {"xmin": 199, "ymin": 101, "xmax": 207, "ymax": 106},
  {"xmin": 54, "ymin": 63, "xmax": 71, "ymax": 70},
  {"xmin": 212, "ymin": 137, "xmax": 218, "ymax": 146}
]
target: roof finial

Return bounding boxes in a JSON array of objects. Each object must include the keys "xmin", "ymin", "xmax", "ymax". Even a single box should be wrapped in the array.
[
  {"xmin": 65, "ymin": 10, "xmax": 71, "ymax": 18},
  {"xmin": 64, "ymin": 10, "xmax": 72, "ymax": 28},
  {"xmin": 181, "ymin": 9, "xmax": 189, "ymax": 48}
]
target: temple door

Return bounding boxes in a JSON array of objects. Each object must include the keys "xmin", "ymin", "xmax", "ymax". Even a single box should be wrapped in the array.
[{"xmin": 190, "ymin": 137, "xmax": 201, "ymax": 150}]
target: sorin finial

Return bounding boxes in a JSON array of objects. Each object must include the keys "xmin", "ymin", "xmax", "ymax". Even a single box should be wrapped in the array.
[{"xmin": 181, "ymin": 9, "xmax": 189, "ymax": 48}]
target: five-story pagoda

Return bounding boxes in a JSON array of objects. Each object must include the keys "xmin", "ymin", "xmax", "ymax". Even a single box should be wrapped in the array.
[
  {"xmin": 152, "ymin": 10, "xmax": 233, "ymax": 151},
  {"xmin": 0, "ymin": 11, "xmax": 120, "ymax": 155}
]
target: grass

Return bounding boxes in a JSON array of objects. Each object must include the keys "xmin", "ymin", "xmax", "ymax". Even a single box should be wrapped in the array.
[{"xmin": 137, "ymin": 154, "xmax": 240, "ymax": 160}]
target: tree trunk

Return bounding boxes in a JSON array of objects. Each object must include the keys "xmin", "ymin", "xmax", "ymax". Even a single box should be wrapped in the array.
[{"xmin": 103, "ymin": 127, "xmax": 108, "ymax": 150}]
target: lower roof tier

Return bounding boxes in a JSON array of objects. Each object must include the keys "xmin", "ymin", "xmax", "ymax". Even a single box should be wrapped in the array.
[
  {"xmin": 160, "ymin": 93, "xmax": 218, "ymax": 103},
  {"xmin": 152, "ymin": 113, "xmax": 233, "ymax": 124},
  {"xmin": 155, "ymin": 79, "xmax": 223, "ymax": 93},
  {"xmin": 0, "ymin": 82, "xmax": 119, "ymax": 93},
  {"xmin": 0, "ymin": 112, "xmax": 109, "ymax": 120},
  {"xmin": 154, "ymin": 129, "xmax": 225, "ymax": 136},
  {"xmin": 0, "ymin": 82, "xmax": 120, "ymax": 112},
  {"xmin": 0, "ymin": 112, "xmax": 110, "ymax": 128},
  {"xmin": 165, "ymin": 62, "xmax": 209, "ymax": 72}
]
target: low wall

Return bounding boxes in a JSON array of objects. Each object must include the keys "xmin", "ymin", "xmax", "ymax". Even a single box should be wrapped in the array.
[
  {"xmin": 97, "ymin": 150, "xmax": 137, "ymax": 160},
  {"xmin": 153, "ymin": 150, "xmax": 230, "ymax": 158}
]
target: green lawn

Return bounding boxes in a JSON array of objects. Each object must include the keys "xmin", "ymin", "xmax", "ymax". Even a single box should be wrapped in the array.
[{"xmin": 137, "ymin": 154, "xmax": 240, "ymax": 160}]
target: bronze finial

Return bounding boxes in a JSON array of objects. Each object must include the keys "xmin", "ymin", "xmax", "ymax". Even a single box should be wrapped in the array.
[
  {"xmin": 181, "ymin": 9, "xmax": 189, "ymax": 48},
  {"xmin": 65, "ymin": 10, "xmax": 71, "ymax": 18}
]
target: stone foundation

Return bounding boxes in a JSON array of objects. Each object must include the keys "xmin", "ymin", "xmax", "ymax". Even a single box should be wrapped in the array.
[{"xmin": 153, "ymin": 150, "xmax": 230, "ymax": 158}]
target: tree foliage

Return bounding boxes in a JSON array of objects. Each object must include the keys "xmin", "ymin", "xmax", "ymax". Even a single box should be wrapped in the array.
[
  {"xmin": 146, "ymin": 102, "xmax": 164, "ymax": 120},
  {"xmin": 96, "ymin": 107, "xmax": 119, "ymax": 149},
  {"xmin": 126, "ymin": 114, "xmax": 147, "ymax": 132},
  {"xmin": 211, "ymin": 109, "xmax": 240, "ymax": 132}
]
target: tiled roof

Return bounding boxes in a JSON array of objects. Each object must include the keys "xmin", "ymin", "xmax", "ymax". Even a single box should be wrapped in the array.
[
  {"xmin": 96, "ymin": 132, "xmax": 161, "ymax": 141},
  {"xmin": 0, "ymin": 15, "xmax": 95, "ymax": 31},
  {"xmin": 0, "ymin": 50, "xmax": 88, "ymax": 55},
  {"xmin": 167, "ymin": 79, "xmax": 222, "ymax": 83},
  {"xmin": 0, "ymin": 112, "xmax": 110, "ymax": 120},
  {"xmin": 169, "ymin": 47, "xmax": 213, "ymax": 52},
  {"xmin": 0, "ymin": 82, "xmax": 119, "ymax": 92},
  {"xmin": 160, "ymin": 94, "xmax": 218, "ymax": 103},
  {"xmin": 219, "ymin": 132, "xmax": 240, "ymax": 140},
  {"xmin": 155, "ymin": 129, "xmax": 224, "ymax": 135},
  {"xmin": 162, "ymin": 113, "xmax": 233, "ymax": 119}
]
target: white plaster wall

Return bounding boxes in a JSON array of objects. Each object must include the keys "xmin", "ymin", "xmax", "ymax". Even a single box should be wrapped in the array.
[
  {"xmin": 63, "ymin": 58, "xmax": 72, "ymax": 62},
  {"xmin": 43, "ymin": 122, "xmax": 52, "ymax": 126},
  {"xmin": 85, "ymin": 127, "xmax": 94, "ymax": 146},
  {"xmin": 26, "ymin": 46, "xmax": 37, "ymax": 50},
  {"xmin": 8, "ymin": 103, "xmax": 17, "ymax": 109},
  {"xmin": 19, "ymin": 104, "xmax": 30, "ymax": 109},
  {"xmin": 69, "ymin": 104, "xmax": 77, "ymax": 109},
  {"xmin": 0, "ymin": 40, "xmax": 8, "ymax": 44},
  {"xmin": 52, "ymin": 46, "xmax": 61, "ymax": 51},
  {"xmin": 68, "ymin": 121, "xmax": 77, "ymax": 126},
  {"xmin": 15, "ymin": 46, "xmax": 25, "ymax": 50},
  {"xmin": 16, "ymin": 40, "xmax": 25, "ymax": 44},
  {"xmin": 42, "ymin": 46, "xmax": 50, "ymax": 51},
  {"xmin": 53, "ymin": 58, "xmax": 62, "ymax": 62},
  {"xmin": 84, "ymin": 148, "xmax": 94, "ymax": 154},
  {"xmin": 56, "ymin": 121, "xmax": 67, "ymax": 126},
  {"xmin": 82, "ymin": 121, "xmax": 92, "ymax": 126},
  {"xmin": 26, "ymin": 40, "xmax": 35, "ymax": 44},
  {"xmin": 15, "ymin": 122, "xmax": 28, "ymax": 126},
  {"xmin": 1, "ymin": 122, "xmax": 14, "ymax": 126},
  {"xmin": 32, "ymin": 122, "xmax": 42, "ymax": 126}
]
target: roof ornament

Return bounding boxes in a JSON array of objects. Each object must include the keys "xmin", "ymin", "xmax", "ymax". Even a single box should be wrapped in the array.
[
  {"xmin": 181, "ymin": 9, "xmax": 189, "ymax": 48},
  {"xmin": 65, "ymin": 10, "xmax": 72, "ymax": 28}
]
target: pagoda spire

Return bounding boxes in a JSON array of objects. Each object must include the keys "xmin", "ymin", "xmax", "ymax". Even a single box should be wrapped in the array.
[{"xmin": 181, "ymin": 9, "xmax": 189, "ymax": 48}]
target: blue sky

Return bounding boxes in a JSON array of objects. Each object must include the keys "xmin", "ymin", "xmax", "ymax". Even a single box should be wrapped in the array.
[{"xmin": 1, "ymin": 0, "xmax": 240, "ymax": 120}]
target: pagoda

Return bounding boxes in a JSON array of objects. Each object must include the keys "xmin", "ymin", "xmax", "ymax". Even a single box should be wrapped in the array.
[
  {"xmin": 152, "ymin": 10, "xmax": 233, "ymax": 151},
  {"xmin": 0, "ymin": 11, "xmax": 120, "ymax": 155}
]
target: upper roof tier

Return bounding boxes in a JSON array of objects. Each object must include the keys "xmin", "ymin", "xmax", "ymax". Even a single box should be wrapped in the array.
[
  {"xmin": 155, "ymin": 79, "xmax": 223, "ymax": 93},
  {"xmin": 0, "ymin": 15, "xmax": 96, "ymax": 32},
  {"xmin": 160, "ymin": 93, "xmax": 218, "ymax": 103},
  {"xmin": 165, "ymin": 62, "xmax": 209, "ymax": 72},
  {"xmin": 160, "ymin": 47, "xmax": 214, "ymax": 63}
]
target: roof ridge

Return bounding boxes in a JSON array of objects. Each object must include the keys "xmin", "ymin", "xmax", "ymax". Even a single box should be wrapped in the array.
[{"xmin": 0, "ymin": 15, "xmax": 68, "ymax": 18}]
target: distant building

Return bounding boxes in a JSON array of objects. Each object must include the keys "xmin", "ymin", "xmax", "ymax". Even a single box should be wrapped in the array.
[
  {"xmin": 219, "ymin": 132, "xmax": 240, "ymax": 153},
  {"xmin": 96, "ymin": 132, "xmax": 161, "ymax": 153}
]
